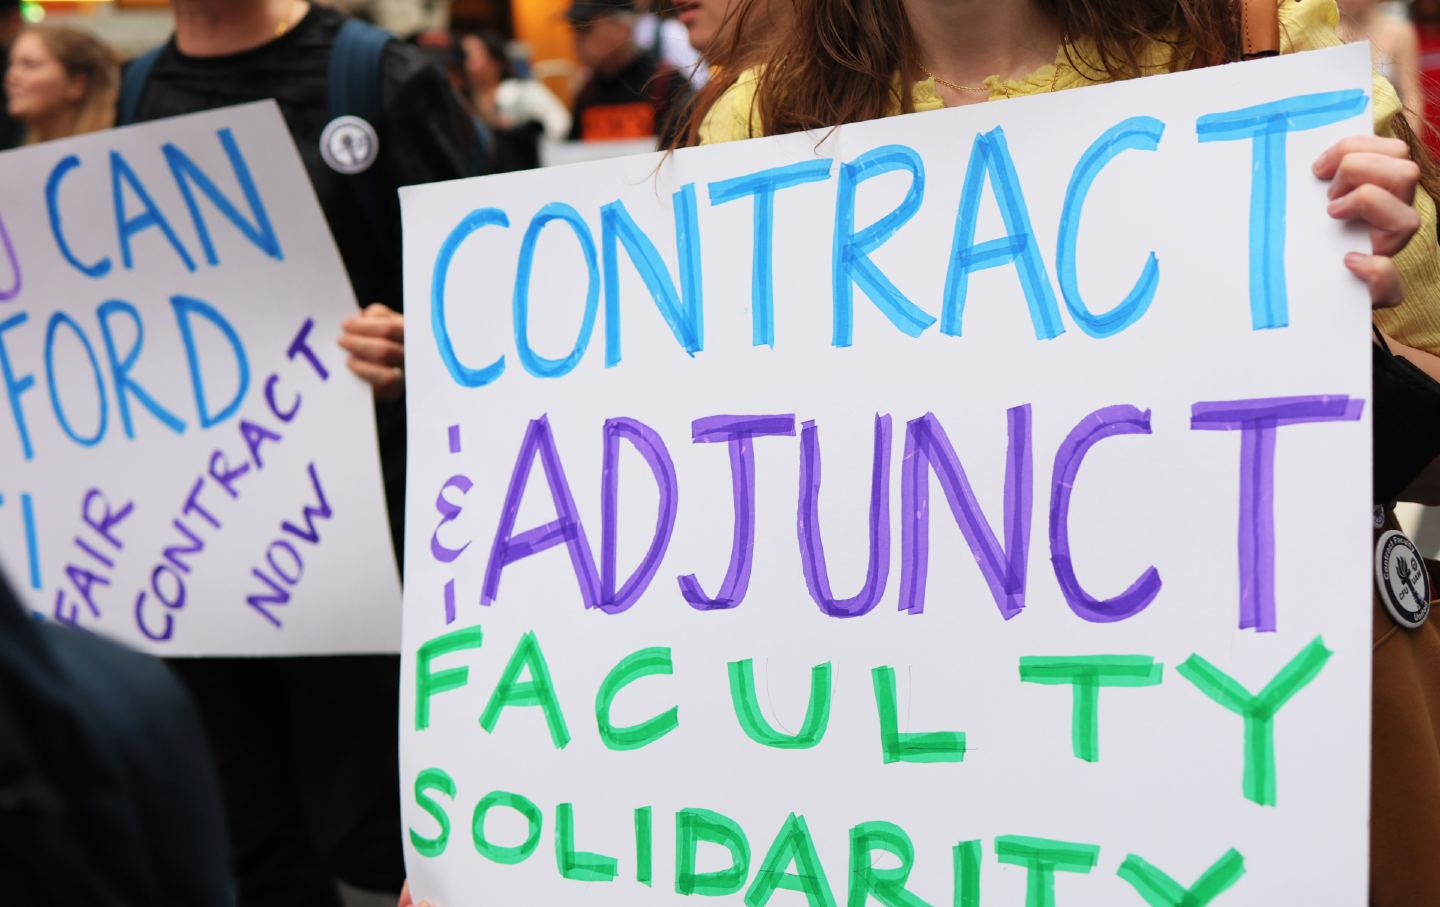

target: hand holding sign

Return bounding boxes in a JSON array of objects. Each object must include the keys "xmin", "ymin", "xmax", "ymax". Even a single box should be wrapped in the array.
[
  {"xmin": 1313, "ymin": 133, "xmax": 1423, "ymax": 307},
  {"xmin": 340, "ymin": 302, "xmax": 407, "ymax": 399}
]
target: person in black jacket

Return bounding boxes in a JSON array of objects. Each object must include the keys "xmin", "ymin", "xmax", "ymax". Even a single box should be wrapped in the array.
[
  {"xmin": 0, "ymin": 573, "xmax": 232, "ymax": 906},
  {"xmin": 120, "ymin": 0, "xmax": 480, "ymax": 903}
]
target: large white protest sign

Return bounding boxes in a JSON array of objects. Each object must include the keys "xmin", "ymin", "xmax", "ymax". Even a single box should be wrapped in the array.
[
  {"xmin": 0, "ymin": 101, "xmax": 402, "ymax": 655},
  {"xmin": 400, "ymin": 44, "xmax": 1375, "ymax": 904}
]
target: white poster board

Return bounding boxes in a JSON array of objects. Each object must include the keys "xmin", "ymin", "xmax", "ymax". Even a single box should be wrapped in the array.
[
  {"xmin": 0, "ymin": 101, "xmax": 402, "ymax": 655},
  {"xmin": 401, "ymin": 45, "xmax": 1374, "ymax": 904}
]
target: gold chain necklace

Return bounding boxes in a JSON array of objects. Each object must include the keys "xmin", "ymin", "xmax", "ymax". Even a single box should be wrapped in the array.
[{"xmin": 919, "ymin": 67, "xmax": 989, "ymax": 94}]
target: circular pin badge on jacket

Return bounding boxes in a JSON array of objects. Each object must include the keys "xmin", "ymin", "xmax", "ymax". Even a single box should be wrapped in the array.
[
  {"xmin": 320, "ymin": 115, "xmax": 379, "ymax": 175},
  {"xmin": 1376, "ymin": 529, "xmax": 1431, "ymax": 629}
]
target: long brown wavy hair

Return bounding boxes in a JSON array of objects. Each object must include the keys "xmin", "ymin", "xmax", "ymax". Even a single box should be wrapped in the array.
[{"xmin": 677, "ymin": 0, "xmax": 1440, "ymax": 201}]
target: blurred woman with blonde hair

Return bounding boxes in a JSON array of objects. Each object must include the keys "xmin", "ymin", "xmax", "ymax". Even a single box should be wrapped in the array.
[{"xmin": 4, "ymin": 23, "xmax": 117, "ymax": 143}]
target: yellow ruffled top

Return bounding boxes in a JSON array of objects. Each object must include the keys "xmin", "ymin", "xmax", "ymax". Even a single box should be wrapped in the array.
[{"xmin": 699, "ymin": 0, "xmax": 1440, "ymax": 354}]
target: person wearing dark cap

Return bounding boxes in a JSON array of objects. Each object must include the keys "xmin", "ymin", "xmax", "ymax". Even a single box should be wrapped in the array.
[
  {"xmin": 566, "ymin": 0, "xmax": 690, "ymax": 145},
  {"xmin": 0, "ymin": 0, "xmax": 23, "ymax": 150}
]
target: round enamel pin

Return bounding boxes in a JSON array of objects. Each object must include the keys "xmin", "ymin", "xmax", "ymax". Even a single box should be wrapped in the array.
[
  {"xmin": 320, "ymin": 115, "xmax": 379, "ymax": 175},
  {"xmin": 1375, "ymin": 529, "xmax": 1431, "ymax": 629}
]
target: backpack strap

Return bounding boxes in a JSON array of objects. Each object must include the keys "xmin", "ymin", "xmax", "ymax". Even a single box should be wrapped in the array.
[
  {"xmin": 117, "ymin": 45, "xmax": 165, "ymax": 126},
  {"xmin": 1239, "ymin": 0, "xmax": 1280, "ymax": 60},
  {"xmin": 328, "ymin": 18, "xmax": 393, "ymax": 242}
]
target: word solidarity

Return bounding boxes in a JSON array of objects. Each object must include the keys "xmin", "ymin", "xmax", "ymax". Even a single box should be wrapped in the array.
[{"xmin": 410, "ymin": 792, "xmax": 1247, "ymax": 907}]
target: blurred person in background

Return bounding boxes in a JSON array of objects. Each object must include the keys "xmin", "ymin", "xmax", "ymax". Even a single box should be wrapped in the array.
[
  {"xmin": 4, "ymin": 24, "xmax": 117, "ymax": 144},
  {"xmin": 0, "ymin": 0, "xmax": 24, "ymax": 149},
  {"xmin": 567, "ymin": 0, "xmax": 689, "ymax": 144},
  {"xmin": 462, "ymin": 29, "xmax": 570, "ymax": 144},
  {"xmin": 634, "ymin": 0, "xmax": 705, "ymax": 85},
  {"xmin": 116, "ymin": 0, "xmax": 480, "ymax": 903},
  {"xmin": 1340, "ymin": 0, "xmax": 1424, "ymax": 134}
]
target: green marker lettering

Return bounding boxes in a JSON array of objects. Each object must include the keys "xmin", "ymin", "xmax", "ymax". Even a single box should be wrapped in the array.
[
  {"xmin": 995, "ymin": 835, "xmax": 1099, "ymax": 907},
  {"xmin": 556, "ymin": 802, "xmax": 619, "ymax": 882},
  {"xmin": 1176, "ymin": 635, "xmax": 1332, "ymax": 806},
  {"xmin": 745, "ymin": 813, "xmax": 837, "ymax": 907},
  {"xmin": 1117, "ymin": 848, "xmax": 1246, "ymax": 907},
  {"xmin": 637, "ymin": 806, "xmax": 654, "ymax": 887},
  {"xmin": 596, "ymin": 647, "xmax": 679, "ymax": 751},
  {"xmin": 872, "ymin": 666, "xmax": 966, "ymax": 764},
  {"xmin": 472, "ymin": 790, "xmax": 542, "ymax": 865},
  {"xmin": 730, "ymin": 659, "xmax": 832, "ymax": 749},
  {"xmin": 848, "ymin": 820, "xmax": 933, "ymax": 907},
  {"xmin": 1018, "ymin": 655, "xmax": 1163, "ymax": 762},
  {"xmin": 954, "ymin": 840, "xmax": 981, "ymax": 907},
  {"xmin": 676, "ymin": 807, "xmax": 752, "ymax": 896},
  {"xmin": 415, "ymin": 624, "xmax": 483, "ymax": 731},
  {"xmin": 479, "ymin": 630, "xmax": 571, "ymax": 749},
  {"xmin": 408, "ymin": 767, "xmax": 455, "ymax": 858}
]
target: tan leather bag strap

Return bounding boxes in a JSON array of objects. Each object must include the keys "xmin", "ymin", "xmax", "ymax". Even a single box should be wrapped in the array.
[{"xmin": 1239, "ymin": 0, "xmax": 1281, "ymax": 59}]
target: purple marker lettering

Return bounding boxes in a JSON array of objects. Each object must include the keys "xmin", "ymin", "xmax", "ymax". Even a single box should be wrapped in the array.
[
  {"xmin": 240, "ymin": 419, "xmax": 282, "ymax": 468},
  {"xmin": 678, "ymin": 414, "xmax": 796, "ymax": 610},
  {"xmin": 209, "ymin": 448, "xmax": 251, "ymax": 498},
  {"xmin": 482, "ymin": 415, "xmax": 600, "ymax": 608},
  {"xmin": 899, "ymin": 407, "xmax": 1032, "ymax": 619},
  {"xmin": 64, "ymin": 562, "xmax": 107, "ymax": 617},
  {"xmin": 599, "ymin": 417, "xmax": 678, "ymax": 614},
  {"xmin": 74, "ymin": 535, "xmax": 114, "ymax": 569},
  {"xmin": 797, "ymin": 415, "xmax": 892, "ymax": 618},
  {"xmin": 54, "ymin": 589, "xmax": 80, "ymax": 625},
  {"xmin": 182, "ymin": 477, "xmax": 221, "ymax": 530},
  {"xmin": 1192, "ymin": 395, "xmax": 1363, "ymax": 632},
  {"xmin": 432, "ymin": 475, "xmax": 473, "ymax": 563},
  {"xmin": 449, "ymin": 424, "xmax": 462, "ymax": 454},
  {"xmin": 162, "ymin": 518, "xmax": 205, "ymax": 574},
  {"xmin": 0, "ymin": 213, "xmax": 20, "ymax": 302},
  {"xmin": 1049, "ymin": 405, "xmax": 1160, "ymax": 623},
  {"xmin": 264, "ymin": 373, "xmax": 300, "ymax": 423},
  {"xmin": 286, "ymin": 318, "xmax": 329, "ymax": 380},
  {"xmin": 134, "ymin": 590, "xmax": 175, "ymax": 642},
  {"xmin": 82, "ymin": 488, "xmax": 133, "ymax": 551}
]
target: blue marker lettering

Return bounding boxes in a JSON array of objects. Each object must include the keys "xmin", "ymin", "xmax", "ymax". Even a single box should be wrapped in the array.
[
  {"xmin": 942, "ymin": 126, "xmax": 1064, "ymax": 339},
  {"xmin": 601, "ymin": 184, "xmax": 704, "ymax": 365},
  {"xmin": 431, "ymin": 208, "xmax": 509, "ymax": 388},
  {"xmin": 97, "ymin": 300, "xmax": 186, "ymax": 438},
  {"xmin": 110, "ymin": 151, "xmax": 196, "ymax": 272},
  {"xmin": 44, "ymin": 312, "xmax": 108, "ymax": 446},
  {"xmin": 46, "ymin": 155, "xmax": 110, "ymax": 278},
  {"xmin": 1196, "ymin": 89, "xmax": 1369, "ymax": 330},
  {"xmin": 832, "ymin": 144, "xmax": 935, "ymax": 346},
  {"xmin": 708, "ymin": 159, "xmax": 833, "ymax": 347},
  {"xmin": 514, "ymin": 203, "xmax": 598, "ymax": 379},
  {"xmin": 162, "ymin": 128, "xmax": 284, "ymax": 266},
  {"xmin": 172, "ymin": 295, "xmax": 250, "ymax": 429},
  {"xmin": 1056, "ymin": 116, "xmax": 1166, "ymax": 338},
  {"xmin": 0, "ymin": 312, "xmax": 36, "ymax": 459}
]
